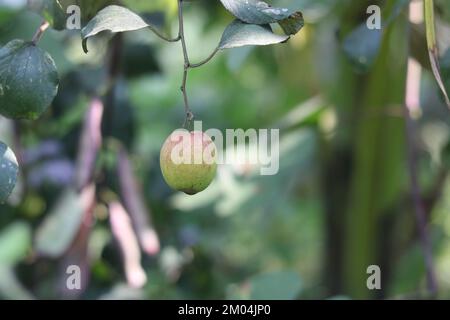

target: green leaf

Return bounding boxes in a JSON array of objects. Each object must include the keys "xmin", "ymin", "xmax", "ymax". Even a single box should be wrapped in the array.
[
  {"xmin": 0, "ymin": 39, "xmax": 59, "ymax": 120},
  {"xmin": 81, "ymin": 5, "xmax": 169, "ymax": 53},
  {"xmin": 424, "ymin": 0, "xmax": 450, "ymax": 108},
  {"xmin": 35, "ymin": 188, "xmax": 92, "ymax": 257},
  {"xmin": 28, "ymin": 0, "xmax": 67, "ymax": 30},
  {"xmin": 0, "ymin": 223, "xmax": 31, "ymax": 265},
  {"xmin": 249, "ymin": 271, "xmax": 302, "ymax": 300},
  {"xmin": 219, "ymin": 20, "xmax": 289, "ymax": 50},
  {"xmin": 219, "ymin": 0, "xmax": 304, "ymax": 35},
  {"xmin": 0, "ymin": 141, "xmax": 18, "ymax": 204},
  {"xmin": 342, "ymin": 24, "xmax": 382, "ymax": 72},
  {"xmin": 278, "ymin": 11, "xmax": 304, "ymax": 35},
  {"xmin": 342, "ymin": 0, "xmax": 408, "ymax": 72}
]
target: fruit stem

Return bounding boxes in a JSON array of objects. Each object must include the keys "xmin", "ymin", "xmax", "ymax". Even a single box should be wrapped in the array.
[
  {"xmin": 176, "ymin": 0, "xmax": 221, "ymax": 127},
  {"xmin": 31, "ymin": 20, "xmax": 50, "ymax": 45},
  {"xmin": 177, "ymin": 0, "xmax": 195, "ymax": 126}
]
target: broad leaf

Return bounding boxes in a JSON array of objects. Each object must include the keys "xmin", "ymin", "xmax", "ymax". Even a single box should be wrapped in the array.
[
  {"xmin": 219, "ymin": 20, "xmax": 289, "ymax": 50},
  {"xmin": 0, "ymin": 223, "xmax": 31, "ymax": 265},
  {"xmin": 342, "ymin": 0, "xmax": 408, "ymax": 72},
  {"xmin": 342, "ymin": 23, "xmax": 382, "ymax": 72},
  {"xmin": 0, "ymin": 142, "xmax": 18, "ymax": 203},
  {"xmin": 28, "ymin": 0, "xmax": 67, "ymax": 30},
  {"xmin": 82, "ymin": 5, "xmax": 167, "ymax": 53},
  {"xmin": 219, "ymin": 0, "xmax": 304, "ymax": 35},
  {"xmin": 0, "ymin": 39, "xmax": 59, "ymax": 120},
  {"xmin": 35, "ymin": 186, "xmax": 95, "ymax": 257}
]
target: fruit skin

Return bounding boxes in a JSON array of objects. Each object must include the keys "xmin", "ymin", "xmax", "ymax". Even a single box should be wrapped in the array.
[
  {"xmin": 0, "ymin": 39, "xmax": 59, "ymax": 120},
  {"xmin": 160, "ymin": 130, "xmax": 217, "ymax": 195}
]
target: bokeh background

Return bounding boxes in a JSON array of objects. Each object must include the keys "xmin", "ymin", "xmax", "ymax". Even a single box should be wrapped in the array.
[{"xmin": 1, "ymin": 0, "xmax": 450, "ymax": 299}]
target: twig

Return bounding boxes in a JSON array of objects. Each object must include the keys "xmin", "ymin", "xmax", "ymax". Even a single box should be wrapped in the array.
[
  {"xmin": 31, "ymin": 20, "xmax": 50, "ymax": 45},
  {"xmin": 178, "ymin": 1, "xmax": 190, "ymax": 66},
  {"xmin": 178, "ymin": 0, "xmax": 194, "ymax": 125},
  {"xmin": 176, "ymin": 0, "xmax": 220, "ymax": 126},
  {"xmin": 148, "ymin": 25, "xmax": 181, "ymax": 43},
  {"xmin": 190, "ymin": 47, "xmax": 220, "ymax": 68}
]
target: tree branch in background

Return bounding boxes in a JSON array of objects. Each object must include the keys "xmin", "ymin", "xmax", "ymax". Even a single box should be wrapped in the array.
[
  {"xmin": 118, "ymin": 147, "xmax": 160, "ymax": 256},
  {"xmin": 58, "ymin": 184, "xmax": 96, "ymax": 299},
  {"xmin": 404, "ymin": 0, "xmax": 437, "ymax": 297},
  {"xmin": 403, "ymin": 99, "xmax": 438, "ymax": 297},
  {"xmin": 109, "ymin": 201, "xmax": 147, "ymax": 288},
  {"xmin": 74, "ymin": 98, "xmax": 104, "ymax": 191}
]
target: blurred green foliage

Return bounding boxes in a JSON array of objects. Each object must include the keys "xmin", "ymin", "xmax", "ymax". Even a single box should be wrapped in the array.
[{"xmin": 1, "ymin": 0, "xmax": 450, "ymax": 300}]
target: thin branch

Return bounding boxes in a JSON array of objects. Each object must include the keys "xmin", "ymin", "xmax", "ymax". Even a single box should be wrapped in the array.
[
  {"xmin": 181, "ymin": 67, "xmax": 194, "ymax": 125},
  {"xmin": 190, "ymin": 47, "xmax": 220, "ymax": 68},
  {"xmin": 31, "ymin": 20, "xmax": 50, "ymax": 45},
  {"xmin": 178, "ymin": 0, "xmax": 194, "ymax": 124},
  {"xmin": 176, "ymin": 0, "xmax": 219, "ymax": 125},
  {"xmin": 148, "ymin": 25, "xmax": 181, "ymax": 43},
  {"xmin": 178, "ymin": 0, "xmax": 190, "ymax": 66}
]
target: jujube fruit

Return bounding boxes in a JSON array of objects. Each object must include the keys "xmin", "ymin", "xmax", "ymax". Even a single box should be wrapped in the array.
[{"xmin": 160, "ymin": 130, "xmax": 217, "ymax": 195}]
